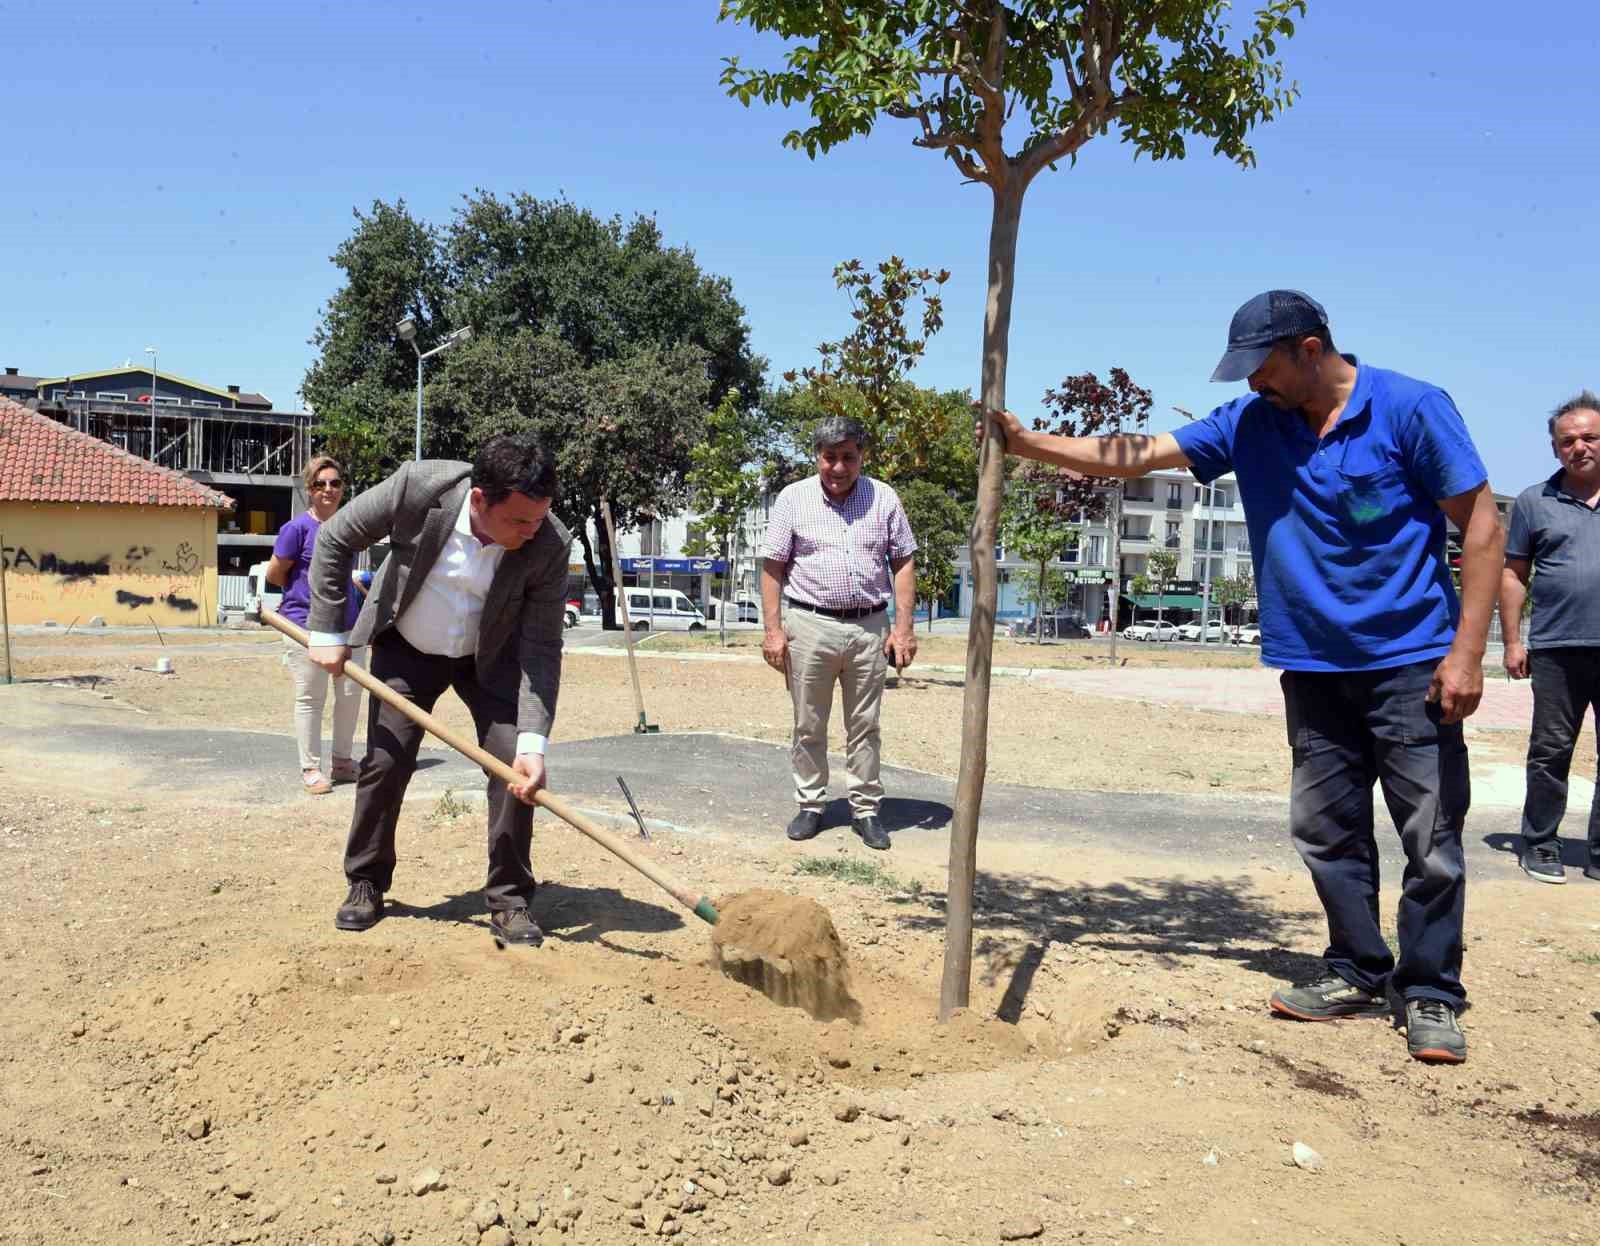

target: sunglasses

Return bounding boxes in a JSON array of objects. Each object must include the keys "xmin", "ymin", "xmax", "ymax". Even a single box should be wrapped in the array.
[{"xmin": 310, "ymin": 478, "xmax": 344, "ymax": 491}]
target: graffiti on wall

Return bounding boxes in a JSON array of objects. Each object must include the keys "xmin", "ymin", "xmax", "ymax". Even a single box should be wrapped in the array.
[
  {"xmin": 3, "ymin": 539, "xmax": 205, "ymax": 615},
  {"xmin": 1, "ymin": 546, "xmax": 111, "ymax": 581}
]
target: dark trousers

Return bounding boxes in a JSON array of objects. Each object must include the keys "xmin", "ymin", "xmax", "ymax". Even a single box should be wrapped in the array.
[
  {"xmin": 345, "ymin": 629, "xmax": 535, "ymax": 911},
  {"xmin": 1281, "ymin": 661, "xmax": 1469, "ymax": 1009},
  {"xmin": 1521, "ymin": 648, "xmax": 1600, "ymax": 860}
]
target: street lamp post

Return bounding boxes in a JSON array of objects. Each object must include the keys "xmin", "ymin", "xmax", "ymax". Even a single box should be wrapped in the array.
[
  {"xmin": 144, "ymin": 346, "xmax": 158, "ymax": 463},
  {"xmin": 396, "ymin": 319, "xmax": 473, "ymax": 460}
]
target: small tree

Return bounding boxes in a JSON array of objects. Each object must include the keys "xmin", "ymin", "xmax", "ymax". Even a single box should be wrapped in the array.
[
  {"xmin": 688, "ymin": 392, "xmax": 765, "ymax": 645},
  {"xmin": 1211, "ymin": 569, "xmax": 1254, "ymax": 632},
  {"xmin": 1015, "ymin": 565, "xmax": 1070, "ymax": 617},
  {"xmin": 721, "ymin": 0, "xmax": 1309, "ymax": 1017},
  {"xmin": 1127, "ymin": 572, "xmax": 1152, "ymax": 627},
  {"xmin": 1145, "ymin": 549, "xmax": 1179, "ymax": 626},
  {"xmin": 1002, "ymin": 464, "xmax": 1082, "ymax": 644}
]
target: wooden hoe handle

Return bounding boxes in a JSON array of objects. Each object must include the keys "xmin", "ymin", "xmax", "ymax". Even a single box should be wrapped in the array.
[{"xmin": 261, "ymin": 609, "xmax": 719, "ymax": 925}]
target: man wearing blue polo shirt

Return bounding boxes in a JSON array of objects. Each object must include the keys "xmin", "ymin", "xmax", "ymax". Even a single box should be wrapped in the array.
[{"xmin": 983, "ymin": 290, "xmax": 1503, "ymax": 1064}]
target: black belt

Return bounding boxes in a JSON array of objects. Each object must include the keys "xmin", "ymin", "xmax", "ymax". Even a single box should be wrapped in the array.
[{"xmin": 786, "ymin": 597, "xmax": 886, "ymax": 621}]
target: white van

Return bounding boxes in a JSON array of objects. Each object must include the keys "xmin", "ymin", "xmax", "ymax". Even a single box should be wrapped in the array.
[
  {"xmin": 622, "ymin": 587, "xmax": 706, "ymax": 631},
  {"xmin": 245, "ymin": 560, "xmax": 283, "ymax": 621}
]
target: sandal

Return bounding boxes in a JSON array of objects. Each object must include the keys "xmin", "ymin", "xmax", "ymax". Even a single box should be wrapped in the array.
[{"xmin": 301, "ymin": 768, "xmax": 333, "ymax": 795}]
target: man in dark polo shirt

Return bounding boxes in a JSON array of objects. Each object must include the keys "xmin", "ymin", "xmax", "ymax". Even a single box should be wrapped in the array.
[
  {"xmin": 1499, "ymin": 390, "xmax": 1600, "ymax": 884},
  {"xmin": 982, "ymin": 291, "xmax": 1504, "ymax": 1064}
]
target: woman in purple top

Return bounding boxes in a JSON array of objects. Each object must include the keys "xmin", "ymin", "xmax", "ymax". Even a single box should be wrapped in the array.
[{"xmin": 266, "ymin": 455, "xmax": 367, "ymax": 794}]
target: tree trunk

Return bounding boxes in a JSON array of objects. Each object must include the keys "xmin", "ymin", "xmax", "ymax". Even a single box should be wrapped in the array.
[
  {"xmin": 591, "ymin": 504, "xmax": 619, "ymax": 630},
  {"xmin": 941, "ymin": 185, "xmax": 1024, "ymax": 1021},
  {"xmin": 577, "ymin": 519, "xmax": 616, "ymax": 631},
  {"xmin": 1034, "ymin": 555, "xmax": 1046, "ymax": 644}
]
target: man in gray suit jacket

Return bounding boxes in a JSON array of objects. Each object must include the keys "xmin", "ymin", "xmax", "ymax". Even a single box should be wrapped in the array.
[{"xmin": 306, "ymin": 434, "xmax": 571, "ymax": 946}]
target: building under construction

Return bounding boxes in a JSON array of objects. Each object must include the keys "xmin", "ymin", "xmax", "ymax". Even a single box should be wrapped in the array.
[{"xmin": 7, "ymin": 364, "xmax": 313, "ymax": 597}]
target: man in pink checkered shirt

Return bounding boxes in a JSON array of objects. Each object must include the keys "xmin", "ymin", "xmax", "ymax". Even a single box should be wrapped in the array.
[{"xmin": 760, "ymin": 416, "xmax": 918, "ymax": 850}]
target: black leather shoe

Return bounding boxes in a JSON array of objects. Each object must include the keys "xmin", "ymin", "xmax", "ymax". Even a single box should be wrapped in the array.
[
  {"xmin": 490, "ymin": 907, "xmax": 544, "ymax": 947},
  {"xmin": 851, "ymin": 815, "xmax": 890, "ymax": 851},
  {"xmin": 335, "ymin": 880, "xmax": 384, "ymax": 931},
  {"xmin": 1585, "ymin": 860, "xmax": 1600, "ymax": 882},
  {"xmin": 786, "ymin": 811, "xmax": 823, "ymax": 842}
]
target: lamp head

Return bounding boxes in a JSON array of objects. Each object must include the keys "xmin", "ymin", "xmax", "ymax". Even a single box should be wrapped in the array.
[{"xmin": 395, "ymin": 317, "xmax": 418, "ymax": 344}]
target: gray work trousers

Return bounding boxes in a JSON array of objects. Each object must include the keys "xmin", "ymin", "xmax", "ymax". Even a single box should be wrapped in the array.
[{"xmin": 784, "ymin": 605, "xmax": 889, "ymax": 816}]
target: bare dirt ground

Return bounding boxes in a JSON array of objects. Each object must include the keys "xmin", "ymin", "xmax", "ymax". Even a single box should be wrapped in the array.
[{"xmin": 2, "ymin": 630, "xmax": 1598, "ymax": 1246}]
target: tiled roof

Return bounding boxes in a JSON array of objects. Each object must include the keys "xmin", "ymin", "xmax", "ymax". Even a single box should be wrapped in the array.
[{"xmin": 0, "ymin": 397, "xmax": 234, "ymax": 510}]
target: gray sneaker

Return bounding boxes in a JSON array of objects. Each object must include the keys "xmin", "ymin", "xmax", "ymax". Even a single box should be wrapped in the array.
[
  {"xmin": 1404, "ymin": 998, "xmax": 1466, "ymax": 1064},
  {"xmin": 1269, "ymin": 974, "xmax": 1389, "ymax": 1021},
  {"xmin": 1519, "ymin": 841, "xmax": 1565, "ymax": 884}
]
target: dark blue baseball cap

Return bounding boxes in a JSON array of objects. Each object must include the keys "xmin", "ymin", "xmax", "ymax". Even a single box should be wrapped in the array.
[{"xmin": 1210, "ymin": 290, "xmax": 1330, "ymax": 383}]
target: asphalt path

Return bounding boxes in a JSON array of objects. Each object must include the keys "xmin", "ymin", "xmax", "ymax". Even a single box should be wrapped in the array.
[{"xmin": 3, "ymin": 685, "xmax": 1532, "ymax": 878}]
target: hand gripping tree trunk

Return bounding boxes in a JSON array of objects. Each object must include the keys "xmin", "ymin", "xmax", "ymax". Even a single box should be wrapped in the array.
[{"xmin": 943, "ymin": 185, "xmax": 1023, "ymax": 1018}]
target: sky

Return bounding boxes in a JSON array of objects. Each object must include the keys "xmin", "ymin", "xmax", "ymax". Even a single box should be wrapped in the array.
[{"xmin": 4, "ymin": 0, "xmax": 1598, "ymax": 493}]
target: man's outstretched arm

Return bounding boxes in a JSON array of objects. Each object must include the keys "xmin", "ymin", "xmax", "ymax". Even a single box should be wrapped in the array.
[{"xmin": 978, "ymin": 407, "xmax": 1192, "ymax": 479}]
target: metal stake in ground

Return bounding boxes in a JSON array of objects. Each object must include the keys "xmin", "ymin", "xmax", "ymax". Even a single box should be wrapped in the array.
[{"xmin": 600, "ymin": 497, "xmax": 658, "ymax": 734}]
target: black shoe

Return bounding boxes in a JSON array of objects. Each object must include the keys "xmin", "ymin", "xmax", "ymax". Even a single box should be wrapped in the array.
[
  {"xmin": 1519, "ymin": 841, "xmax": 1566, "ymax": 884},
  {"xmin": 851, "ymin": 815, "xmax": 890, "ymax": 851},
  {"xmin": 490, "ymin": 907, "xmax": 544, "ymax": 947},
  {"xmin": 1269, "ymin": 974, "xmax": 1389, "ymax": 1021},
  {"xmin": 1405, "ymin": 998, "xmax": 1467, "ymax": 1064},
  {"xmin": 1584, "ymin": 861, "xmax": 1600, "ymax": 882},
  {"xmin": 335, "ymin": 880, "xmax": 384, "ymax": 931},
  {"xmin": 786, "ymin": 811, "xmax": 823, "ymax": 842}
]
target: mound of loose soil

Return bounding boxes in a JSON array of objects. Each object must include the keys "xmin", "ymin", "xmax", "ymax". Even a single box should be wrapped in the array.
[{"xmin": 710, "ymin": 890, "xmax": 858, "ymax": 1022}]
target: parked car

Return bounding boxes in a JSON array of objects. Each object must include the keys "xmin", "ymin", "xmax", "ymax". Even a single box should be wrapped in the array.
[
  {"xmin": 621, "ymin": 587, "xmax": 706, "ymax": 631},
  {"xmin": 1175, "ymin": 620, "xmax": 1228, "ymax": 643},
  {"xmin": 1123, "ymin": 619, "xmax": 1179, "ymax": 642},
  {"xmin": 1008, "ymin": 610, "xmax": 1092, "ymax": 640},
  {"xmin": 564, "ymin": 599, "xmax": 581, "ymax": 628},
  {"xmin": 1231, "ymin": 624, "xmax": 1262, "ymax": 645}
]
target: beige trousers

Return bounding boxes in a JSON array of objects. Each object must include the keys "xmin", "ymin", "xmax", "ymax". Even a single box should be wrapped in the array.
[
  {"xmin": 282, "ymin": 638, "xmax": 366, "ymax": 772},
  {"xmin": 784, "ymin": 606, "xmax": 889, "ymax": 815}
]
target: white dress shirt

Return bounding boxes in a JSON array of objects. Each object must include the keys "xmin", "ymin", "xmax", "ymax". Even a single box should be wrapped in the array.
[{"xmin": 311, "ymin": 492, "xmax": 547, "ymax": 757}]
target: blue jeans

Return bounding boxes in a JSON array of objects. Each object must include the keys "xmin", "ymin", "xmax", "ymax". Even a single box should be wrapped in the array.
[
  {"xmin": 1281, "ymin": 662, "xmax": 1469, "ymax": 1008},
  {"xmin": 1520, "ymin": 648, "xmax": 1600, "ymax": 862}
]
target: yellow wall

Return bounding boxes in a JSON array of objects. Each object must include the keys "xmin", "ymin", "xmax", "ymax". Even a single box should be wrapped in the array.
[{"xmin": 0, "ymin": 502, "xmax": 222, "ymax": 627}]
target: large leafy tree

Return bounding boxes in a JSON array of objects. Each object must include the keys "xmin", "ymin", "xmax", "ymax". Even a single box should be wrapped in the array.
[
  {"xmin": 303, "ymin": 194, "xmax": 765, "ymax": 623},
  {"xmin": 721, "ymin": 0, "xmax": 1307, "ymax": 1017},
  {"xmin": 302, "ymin": 199, "xmax": 451, "ymax": 443},
  {"xmin": 424, "ymin": 330, "xmax": 715, "ymax": 626},
  {"xmin": 449, "ymin": 192, "xmax": 765, "ymax": 403}
]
